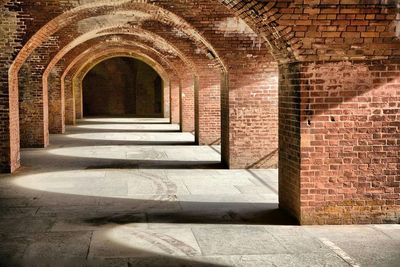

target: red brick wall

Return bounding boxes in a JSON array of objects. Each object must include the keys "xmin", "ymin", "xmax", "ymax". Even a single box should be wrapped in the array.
[
  {"xmin": 18, "ymin": 57, "xmax": 49, "ymax": 148},
  {"xmin": 222, "ymin": 62, "xmax": 279, "ymax": 169},
  {"xmin": 196, "ymin": 73, "xmax": 221, "ymax": 145},
  {"xmin": 280, "ymin": 59, "xmax": 400, "ymax": 224}
]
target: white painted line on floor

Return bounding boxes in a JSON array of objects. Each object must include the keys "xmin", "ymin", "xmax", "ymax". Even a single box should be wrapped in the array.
[{"xmin": 319, "ymin": 237, "xmax": 361, "ymax": 267}]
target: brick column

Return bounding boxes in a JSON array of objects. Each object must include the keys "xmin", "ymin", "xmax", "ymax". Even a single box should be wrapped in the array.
[
  {"xmin": 0, "ymin": 72, "xmax": 20, "ymax": 173},
  {"xmin": 221, "ymin": 63, "xmax": 279, "ymax": 169},
  {"xmin": 73, "ymin": 77, "xmax": 83, "ymax": 120},
  {"xmin": 48, "ymin": 64, "xmax": 65, "ymax": 134},
  {"xmin": 195, "ymin": 73, "xmax": 221, "ymax": 145},
  {"xmin": 163, "ymin": 82, "xmax": 171, "ymax": 119},
  {"xmin": 63, "ymin": 74, "xmax": 76, "ymax": 125},
  {"xmin": 279, "ymin": 62, "xmax": 302, "ymax": 222},
  {"xmin": 0, "ymin": 5, "xmax": 21, "ymax": 172},
  {"xmin": 279, "ymin": 59, "xmax": 400, "ymax": 224},
  {"xmin": 170, "ymin": 78, "xmax": 180, "ymax": 124},
  {"xmin": 180, "ymin": 74, "xmax": 195, "ymax": 132},
  {"xmin": 18, "ymin": 59, "xmax": 49, "ymax": 148}
]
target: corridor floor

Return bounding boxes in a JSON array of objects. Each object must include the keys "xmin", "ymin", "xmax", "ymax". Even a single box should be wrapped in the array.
[{"xmin": 0, "ymin": 118, "xmax": 399, "ymax": 266}]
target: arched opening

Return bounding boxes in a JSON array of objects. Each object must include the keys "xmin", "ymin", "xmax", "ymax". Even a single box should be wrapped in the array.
[{"xmin": 82, "ymin": 57, "xmax": 163, "ymax": 118}]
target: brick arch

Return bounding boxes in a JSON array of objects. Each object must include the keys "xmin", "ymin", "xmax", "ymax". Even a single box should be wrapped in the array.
[
  {"xmin": 42, "ymin": 35, "xmax": 184, "ymax": 134},
  {"xmin": 44, "ymin": 26, "xmax": 198, "ymax": 83},
  {"xmin": 10, "ymin": 1, "xmax": 227, "ymax": 76},
  {"xmin": 6, "ymin": 0, "xmax": 275, "ymax": 172},
  {"xmin": 64, "ymin": 41, "xmax": 181, "ymax": 87},
  {"xmin": 217, "ymin": 0, "xmax": 399, "ymax": 62},
  {"xmin": 73, "ymin": 52, "xmax": 172, "ymax": 121},
  {"xmin": 76, "ymin": 51, "xmax": 171, "ymax": 88},
  {"xmin": 63, "ymin": 42, "xmax": 183, "ymax": 125},
  {"xmin": 216, "ymin": 0, "xmax": 295, "ymax": 63},
  {"xmin": 36, "ymin": 25, "xmax": 200, "ymax": 136},
  {"xmin": 18, "ymin": 22, "xmax": 204, "ymax": 150},
  {"xmin": 46, "ymin": 39, "xmax": 184, "ymax": 133},
  {"xmin": 6, "ymin": 1, "xmax": 232, "ymax": 172}
]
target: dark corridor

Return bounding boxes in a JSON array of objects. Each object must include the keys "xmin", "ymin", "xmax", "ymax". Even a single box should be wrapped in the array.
[{"xmin": 82, "ymin": 57, "xmax": 163, "ymax": 117}]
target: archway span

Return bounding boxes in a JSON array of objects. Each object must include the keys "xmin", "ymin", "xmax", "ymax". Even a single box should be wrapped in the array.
[
  {"xmin": 62, "ymin": 40, "xmax": 182, "ymax": 86},
  {"xmin": 72, "ymin": 50, "xmax": 174, "ymax": 122},
  {"xmin": 47, "ymin": 40, "xmax": 182, "ymax": 133},
  {"xmin": 45, "ymin": 26, "xmax": 199, "ymax": 82},
  {"xmin": 81, "ymin": 56, "xmax": 165, "ymax": 118},
  {"xmin": 62, "ymin": 47, "xmax": 179, "ymax": 125},
  {"xmin": 8, "ymin": 3, "xmax": 229, "ymax": 170},
  {"xmin": 80, "ymin": 53, "xmax": 170, "ymax": 86},
  {"xmin": 41, "ymin": 28, "xmax": 199, "ymax": 129},
  {"xmin": 10, "ymin": 1, "xmax": 228, "ymax": 76}
]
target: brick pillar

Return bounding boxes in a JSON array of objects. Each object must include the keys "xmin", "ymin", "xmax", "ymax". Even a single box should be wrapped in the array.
[
  {"xmin": 1, "ymin": 72, "xmax": 20, "ymax": 173},
  {"xmin": 18, "ymin": 60, "xmax": 49, "ymax": 148},
  {"xmin": 0, "ymin": 5, "xmax": 21, "ymax": 172},
  {"xmin": 221, "ymin": 63, "xmax": 279, "ymax": 168},
  {"xmin": 48, "ymin": 65, "xmax": 65, "ymax": 134},
  {"xmin": 279, "ymin": 59, "xmax": 400, "ymax": 225},
  {"xmin": 163, "ymin": 82, "xmax": 171, "ymax": 119},
  {"xmin": 170, "ymin": 79, "xmax": 180, "ymax": 124},
  {"xmin": 73, "ymin": 77, "xmax": 83, "ymax": 120},
  {"xmin": 195, "ymin": 73, "xmax": 221, "ymax": 145},
  {"xmin": 279, "ymin": 62, "xmax": 302, "ymax": 222},
  {"xmin": 180, "ymin": 74, "xmax": 195, "ymax": 132},
  {"xmin": 63, "ymin": 74, "xmax": 76, "ymax": 125}
]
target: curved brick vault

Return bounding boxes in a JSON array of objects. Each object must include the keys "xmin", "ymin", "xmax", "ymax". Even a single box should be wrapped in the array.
[
  {"xmin": 54, "ymin": 30, "xmax": 201, "ymax": 136},
  {"xmin": 63, "ymin": 44, "xmax": 178, "ymax": 125},
  {"xmin": 45, "ymin": 33, "xmax": 191, "ymax": 133},
  {"xmin": 73, "ymin": 52, "xmax": 172, "ymax": 119},
  {"xmin": 0, "ymin": 0, "xmax": 399, "ymax": 225},
  {"xmin": 48, "ymin": 41, "xmax": 180, "ymax": 134}
]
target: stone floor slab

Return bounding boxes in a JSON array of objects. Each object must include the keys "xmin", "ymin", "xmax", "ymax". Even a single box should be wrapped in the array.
[
  {"xmin": 0, "ymin": 118, "xmax": 398, "ymax": 266},
  {"xmin": 89, "ymin": 227, "xmax": 201, "ymax": 259},
  {"xmin": 192, "ymin": 226, "xmax": 289, "ymax": 256}
]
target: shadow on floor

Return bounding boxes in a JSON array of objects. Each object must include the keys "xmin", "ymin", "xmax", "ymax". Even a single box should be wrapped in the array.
[
  {"xmin": 84, "ymin": 161, "xmax": 224, "ymax": 170},
  {"xmin": 66, "ymin": 128, "xmax": 181, "ymax": 134},
  {"xmin": 84, "ymin": 204, "xmax": 297, "ymax": 226},
  {"xmin": 47, "ymin": 139, "xmax": 196, "ymax": 147},
  {"xmin": 76, "ymin": 121, "xmax": 171, "ymax": 125}
]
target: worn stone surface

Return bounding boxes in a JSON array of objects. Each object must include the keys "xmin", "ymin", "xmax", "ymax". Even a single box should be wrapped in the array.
[{"xmin": 0, "ymin": 118, "xmax": 399, "ymax": 265}]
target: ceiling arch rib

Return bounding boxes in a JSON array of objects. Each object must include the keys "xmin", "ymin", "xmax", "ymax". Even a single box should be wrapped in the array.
[
  {"xmin": 45, "ymin": 25, "xmax": 198, "ymax": 83},
  {"xmin": 65, "ymin": 43, "xmax": 178, "ymax": 86},
  {"xmin": 12, "ymin": 1, "xmax": 227, "ymax": 76}
]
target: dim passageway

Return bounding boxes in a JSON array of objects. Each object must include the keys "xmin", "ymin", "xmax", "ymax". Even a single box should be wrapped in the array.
[{"xmin": 0, "ymin": 118, "xmax": 399, "ymax": 266}]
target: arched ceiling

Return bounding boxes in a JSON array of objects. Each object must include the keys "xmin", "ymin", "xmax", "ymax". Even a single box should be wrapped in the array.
[
  {"xmin": 45, "ymin": 30, "xmax": 195, "ymax": 82},
  {"xmin": 7, "ymin": 0, "xmax": 397, "ymax": 76}
]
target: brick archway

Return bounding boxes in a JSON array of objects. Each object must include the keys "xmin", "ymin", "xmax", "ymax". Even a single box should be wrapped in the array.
[
  {"xmin": 1, "ymin": 0, "xmax": 399, "ymax": 225},
  {"xmin": 69, "ymin": 51, "xmax": 173, "ymax": 123}
]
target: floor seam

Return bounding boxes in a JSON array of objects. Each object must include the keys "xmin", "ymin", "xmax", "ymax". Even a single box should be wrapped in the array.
[
  {"xmin": 319, "ymin": 237, "xmax": 361, "ymax": 267},
  {"xmin": 86, "ymin": 231, "xmax": 94, "ymax": 260},
  {"xmin": 190, "ymin": 227, "xmax": 205, "ymax": 257}
]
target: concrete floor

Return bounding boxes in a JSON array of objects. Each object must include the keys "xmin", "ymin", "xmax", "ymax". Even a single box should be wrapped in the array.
[{"xmin": 0, "ymin": 117, "xmax": 399, "ymax": 266}]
